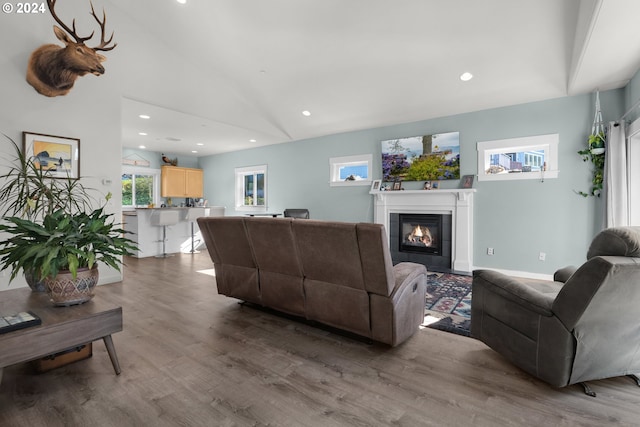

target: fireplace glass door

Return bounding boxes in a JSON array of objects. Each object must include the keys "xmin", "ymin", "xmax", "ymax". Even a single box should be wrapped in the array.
[{"xmin": 398, "ymin": 214, "xmax": 443, "ymax": 255}]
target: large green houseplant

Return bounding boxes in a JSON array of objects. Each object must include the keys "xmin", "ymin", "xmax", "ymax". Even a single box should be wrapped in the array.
[
  {"xmin": 0, "ymin": 135, "xmax": 138, "ymax": 304},
  {"xmin": 0, "ymin": 134, "xmax": 95, "ymax": 291}
]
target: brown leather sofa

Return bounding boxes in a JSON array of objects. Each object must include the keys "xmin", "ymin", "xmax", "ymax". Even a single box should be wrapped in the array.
[{"xmin": 197, "ymin": 216, "xmax": 428, "ymax": 346}]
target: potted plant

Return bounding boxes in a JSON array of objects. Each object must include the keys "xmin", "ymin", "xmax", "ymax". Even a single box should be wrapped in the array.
[
  {"xmin": 0, "ymin": 134, "xmax": 95, "ymax": 290},
  {"xmin": 577, "ymin": 131, "xmax": 606, "ymax": 197},
  {"xmin": 0, "ymin": 192, "xmax": 138, "ymax": 305}
]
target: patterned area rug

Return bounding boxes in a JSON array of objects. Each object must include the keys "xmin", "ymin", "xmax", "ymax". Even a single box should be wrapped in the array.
[{"xmin": 423, "ymin": 273, "xmax": 472, "ymax": 337}]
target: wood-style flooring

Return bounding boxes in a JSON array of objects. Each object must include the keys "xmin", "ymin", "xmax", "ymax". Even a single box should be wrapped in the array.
[{"xmin": 1, "ymin": 252, "xmax": 639, "ymax": 426}]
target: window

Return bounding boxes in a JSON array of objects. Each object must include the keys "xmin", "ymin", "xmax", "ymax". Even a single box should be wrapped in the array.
[
  {"xmin": 329, "ymin": 154, "xmax": 372, "ymax": 187},
  {"xmin": 235, "ymin": 165, "xmax": 267, "ymax": 211},
  {"xmin": 122, "ymin": 166, "xmax": 160, "ymax": 208},
  {"xmin": 477, "ymin": 134, "xmax": 559, "ymax": 181}
]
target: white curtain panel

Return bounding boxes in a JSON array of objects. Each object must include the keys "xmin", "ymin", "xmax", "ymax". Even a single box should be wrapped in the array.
[{"xmin": 604, "ymin": 121, "xmax": 629, "ymax": 227}]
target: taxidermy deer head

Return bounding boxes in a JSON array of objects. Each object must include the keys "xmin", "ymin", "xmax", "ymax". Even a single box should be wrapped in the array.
[{"xmin": 26, "ymin": 0, "xmax": 117, "ymax": 97}]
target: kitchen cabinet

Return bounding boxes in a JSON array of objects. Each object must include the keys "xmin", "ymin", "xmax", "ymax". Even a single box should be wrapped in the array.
[{"xmin": 161, "ymin": 166, "xmax": 203, "ymax": 197}]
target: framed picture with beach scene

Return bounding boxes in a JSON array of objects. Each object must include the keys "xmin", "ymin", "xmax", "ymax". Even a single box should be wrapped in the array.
[{"xmin": 23, "ymin": 131, "xmax": 80, "ymax": 179}]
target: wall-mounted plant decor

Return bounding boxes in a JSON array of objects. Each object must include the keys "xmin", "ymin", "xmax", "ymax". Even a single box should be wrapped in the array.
[{"xmin": 577, "ymin": 91, "xmax": 605, "ymax": 197}]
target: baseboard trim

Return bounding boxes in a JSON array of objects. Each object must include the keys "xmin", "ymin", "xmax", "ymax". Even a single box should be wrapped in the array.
[{"xmin": 471, "ymin": 267, "xmax": 554, "ymax": 281}]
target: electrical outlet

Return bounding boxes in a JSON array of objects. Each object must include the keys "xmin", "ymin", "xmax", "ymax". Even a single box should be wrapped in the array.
[
  {"xmin": 487, "ymin": 247, "xmax": 494, "ymax": 255},
  {"xmin": 539, "ymin": 252, "xmax": 546, "ymax": 261}
]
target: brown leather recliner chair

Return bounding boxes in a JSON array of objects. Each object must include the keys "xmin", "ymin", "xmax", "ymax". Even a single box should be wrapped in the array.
[{"xmin": 471, "ymin": 227, "xmax": 640, "ymax": 395}]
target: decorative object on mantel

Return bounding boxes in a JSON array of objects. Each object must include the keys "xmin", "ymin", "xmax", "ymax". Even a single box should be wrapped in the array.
[
  {"xmin": 423, "ymin": 181, "xmax": 432, "ymax": 190},
  {"xmin": 26, "ymin": 0, "xmax": 117, "ymax": 97},
  {"xmin": 122, "ymin": 153, "xmax": 150, "ymax": 167},
  {"xmin": 161, "ymin": 153, "xmax": 178, "ymax": 166},
  {"xmin": 392, "ymin": 181, "xmax": 402, "ymax": 191},
  {"xmin": 577, "ymin": 90, "xmax": 606, "ymax": 197},
  {"xmin": 370, "ymin": 179, "xmax": 382, "ymax": 191},
  {"xmin": 461, "ymin": 175, "xmax": 474, "ymax": 188}
]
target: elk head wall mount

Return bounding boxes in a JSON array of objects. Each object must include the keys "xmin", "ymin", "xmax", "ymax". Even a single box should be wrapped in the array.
[{"xmin": 26, "ymin": 0, "xmax": 117, "ymax": 97}]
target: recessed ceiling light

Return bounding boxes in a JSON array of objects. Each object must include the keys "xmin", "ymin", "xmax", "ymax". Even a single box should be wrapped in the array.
[
  {"xmin": 460, "ymin": 72, "xmax": 473, "ymax": 82},
  {"xmin": 139, "ymin": 145, "xmax": 146, "ymax": 149},
  {"xmin": 139, "ymin": 114, "xmax": 150, "ymax": 119},
  {"xmin": 302, "ymin": 110, "xmax": 311, "ymax": 116},
  {"xmin": 249, "ymin": 139, "xmax": 257, "ymax": 143},
  {"xmin": 191, "ymin": 150, "xmax": 197, "ymax": 153},
  {"xmin": 196, "ymin": 143, "xmax": 204, "ymax": 146},
  {"xmin": 138, "ymin": 132, "xmax": 148, "ymax": 136},
  {"xmin": 176, "ymin": 0, "xmax": 187, "ymax": 4}
]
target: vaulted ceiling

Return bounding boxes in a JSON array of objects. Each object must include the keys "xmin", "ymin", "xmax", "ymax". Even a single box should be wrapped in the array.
[{"xmin": 111, "ymin": 0, "xmax": 640, "ymax": 156}]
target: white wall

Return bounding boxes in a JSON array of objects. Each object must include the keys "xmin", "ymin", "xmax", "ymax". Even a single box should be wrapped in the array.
[{"xmin": 0, "ymin": 8, "xmax": 123, "ymax": 290}]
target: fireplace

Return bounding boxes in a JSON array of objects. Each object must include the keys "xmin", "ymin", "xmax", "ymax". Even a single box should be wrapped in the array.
[
  {"xmin": 399, "ymin": 214, "xmax": 442, "ymax": 255},
  {"xmin": 372, "ymin": 189, "xmax": 474, "ymax": 273},
  {"xmin": 391, "ymin": 213, "xmax": 452, "ymax": 272}
]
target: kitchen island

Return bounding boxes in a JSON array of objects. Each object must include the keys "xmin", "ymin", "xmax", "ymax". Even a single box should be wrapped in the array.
[{"xmin": 122, "ymin": 207, "xmax": 224, "ymax": 258}]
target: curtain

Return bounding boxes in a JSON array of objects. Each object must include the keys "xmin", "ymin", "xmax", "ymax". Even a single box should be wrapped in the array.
[{"xmin": 604, "ymin": 121, "xmax": 629, "ymax": 227}]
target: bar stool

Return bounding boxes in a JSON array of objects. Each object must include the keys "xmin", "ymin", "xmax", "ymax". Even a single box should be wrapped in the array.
[
  {"xmin": 184, "ymin": 207, "xmax": 206, "ymax": 254},
  {"xmin": 150, "ymin": 210, "xmax": 180, "ymax": 258}
]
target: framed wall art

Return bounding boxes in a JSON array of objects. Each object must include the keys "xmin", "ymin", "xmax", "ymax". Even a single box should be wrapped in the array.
[
  {"xmin": 23, "ymin": 131, "xmax": 80, "ymax": 179},
  {"xmin": 381, "ymin": 131, "xmax": 460, "ymax": 182}
]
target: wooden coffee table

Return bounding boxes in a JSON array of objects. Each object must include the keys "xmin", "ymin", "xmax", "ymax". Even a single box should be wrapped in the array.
[{"xmin": 0, "ymin": 287, "xmax": 123, "ymax": 384}]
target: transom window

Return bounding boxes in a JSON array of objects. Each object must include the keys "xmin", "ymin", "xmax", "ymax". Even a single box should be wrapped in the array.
[
  {"xmin": 329, "ymin": 154, "xmax": 372, "ymax": 187},
  {"xmin": 477, "ymin": 134, "xmax": 559, "ymax": 181},
  {"xmin": 235, "ymin": 165, "xmax": 267, "ymax": 210}
]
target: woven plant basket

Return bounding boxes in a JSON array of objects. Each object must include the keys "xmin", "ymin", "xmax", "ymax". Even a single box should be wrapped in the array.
[{"xmin": 44, "ymin": 266, "xmax": 99, "ymax": 306}]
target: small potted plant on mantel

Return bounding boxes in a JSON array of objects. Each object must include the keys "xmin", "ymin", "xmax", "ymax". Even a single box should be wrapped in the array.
[{"xmin": 0, "ymin": 135, "xmax": 137, "ymax": 305}]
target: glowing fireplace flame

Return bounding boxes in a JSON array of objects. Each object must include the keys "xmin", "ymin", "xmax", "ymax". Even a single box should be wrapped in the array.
[{"xmin": 406, "ymin": 224, "xmax": 433, "ymax": 247}]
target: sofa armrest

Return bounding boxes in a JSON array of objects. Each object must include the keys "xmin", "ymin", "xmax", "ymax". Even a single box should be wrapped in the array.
[
  {"xmin": 392, "ymin": 262, "xmax": 427, "ymax": 297},
  {"xmin": 553, "ymin": 266, "xmax": 577, "ymax": 283},
  {"xmin": 473, "ymin": 270, "xmax": 555, "ymax": 316}
]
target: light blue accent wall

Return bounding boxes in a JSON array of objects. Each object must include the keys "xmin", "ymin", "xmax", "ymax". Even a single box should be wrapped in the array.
[
  {"xmin": 122, "ymin": 147, "xmax": 199, "ymax": 169},
  {"xmin": 198, "ymin": 89, "xmax": 625, "ymax": 275},
  {"xmin": 624, "ymin": 68, "xmax": 640, "ymax": 122}
]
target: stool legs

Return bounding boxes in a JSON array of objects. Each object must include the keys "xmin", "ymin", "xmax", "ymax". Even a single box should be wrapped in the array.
[
  {"xmin": 155, "ymin": 225, "xmax": 173, "ymax": 258},
  {"xmin": 188, "ymin": 221, "xmax": 200, "ymax": 254}
]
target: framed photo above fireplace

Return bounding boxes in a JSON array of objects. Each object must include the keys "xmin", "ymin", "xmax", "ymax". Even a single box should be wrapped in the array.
[{"xmin": 381, "ymin": 131, "xmax": 460, "ymax": 182}]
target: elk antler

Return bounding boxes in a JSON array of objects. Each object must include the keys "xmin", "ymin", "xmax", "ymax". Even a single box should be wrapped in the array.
[
  {"xmin": 47, "ymin": 0, "xmax": 94, "ymax": 43},
  {"xmin": 89, "ymin": 1, "xmax": 117, "ymax": 51}
]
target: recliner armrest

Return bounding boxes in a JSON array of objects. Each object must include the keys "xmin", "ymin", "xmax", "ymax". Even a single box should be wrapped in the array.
[
  {"xmin": 553, "ymin": 266, "xmax": 577, "ymax": 283},
  {"xmin": 473, "ymin": 270, "xmax": 555, "ymax": 316},
  {"xmin": 392, "ymin": 262, "xmax": 427, "ymax": 297}
]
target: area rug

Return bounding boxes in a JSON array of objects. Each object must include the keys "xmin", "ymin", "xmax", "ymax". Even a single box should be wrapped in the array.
[{"xmin": 423, "ymin": 273, "xmax": 472, "ymax": 337}]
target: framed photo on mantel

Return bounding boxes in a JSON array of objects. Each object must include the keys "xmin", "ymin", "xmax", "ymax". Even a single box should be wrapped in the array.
[
  {"xmin": 461, "ymin": 174, "xmax": 475, "ymax": 188},
  {"xmin": 23, "ymin": 131, "xmax": 80, "ymax": 179}
]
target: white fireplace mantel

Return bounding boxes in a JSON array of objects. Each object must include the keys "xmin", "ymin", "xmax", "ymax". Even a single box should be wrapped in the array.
[{"xmin": 371, "ymin": 189, "xmax": 475, "ymax": 273}]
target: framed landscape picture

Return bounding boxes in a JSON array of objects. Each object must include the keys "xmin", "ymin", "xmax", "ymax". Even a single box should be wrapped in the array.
[
  {"xmin": 23, "ymin": 131, "xmax": 80, "ymax": 179},
  {"xmin": 381, "ymin": 131, "xmax": 460, "ymax": 182}
]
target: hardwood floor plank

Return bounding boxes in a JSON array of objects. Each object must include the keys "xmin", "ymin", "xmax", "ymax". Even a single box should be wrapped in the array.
[{"xmin": 1, "ymin": 252, "xmax": 639, "ymax": 426}]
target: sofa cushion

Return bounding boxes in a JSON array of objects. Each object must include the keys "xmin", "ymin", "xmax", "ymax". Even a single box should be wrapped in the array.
[
  {"xmin": 293, "ymin": 220, "xmax": 365, "ymax": 290},
  {"xmin": 356, "ymin": 223, "xmax": 395, "ymax": 297},
  {"xmin": 245, "ymin": 218, "xmax": 305, "ymax": 315}
]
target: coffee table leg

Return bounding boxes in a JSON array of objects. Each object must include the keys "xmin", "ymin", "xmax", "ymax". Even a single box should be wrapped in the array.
[
  {"xmin": 0, "ymin": 368, "xmax": 3, "ymax": 385},
  {"xmin": 102, "ymin": 335, "xmax": 121, "ymax": 375}
]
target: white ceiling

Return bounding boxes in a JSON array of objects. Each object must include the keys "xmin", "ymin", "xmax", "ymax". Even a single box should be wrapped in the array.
[{"xmin": 111, "ymin": 0, "xmax": 640, "ymax": 157}]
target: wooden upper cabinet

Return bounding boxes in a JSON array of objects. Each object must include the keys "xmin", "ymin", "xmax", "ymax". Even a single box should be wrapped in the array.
[{"xmin": 161, "ymin": 166, "xmax": 203, "ymax": 198}]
